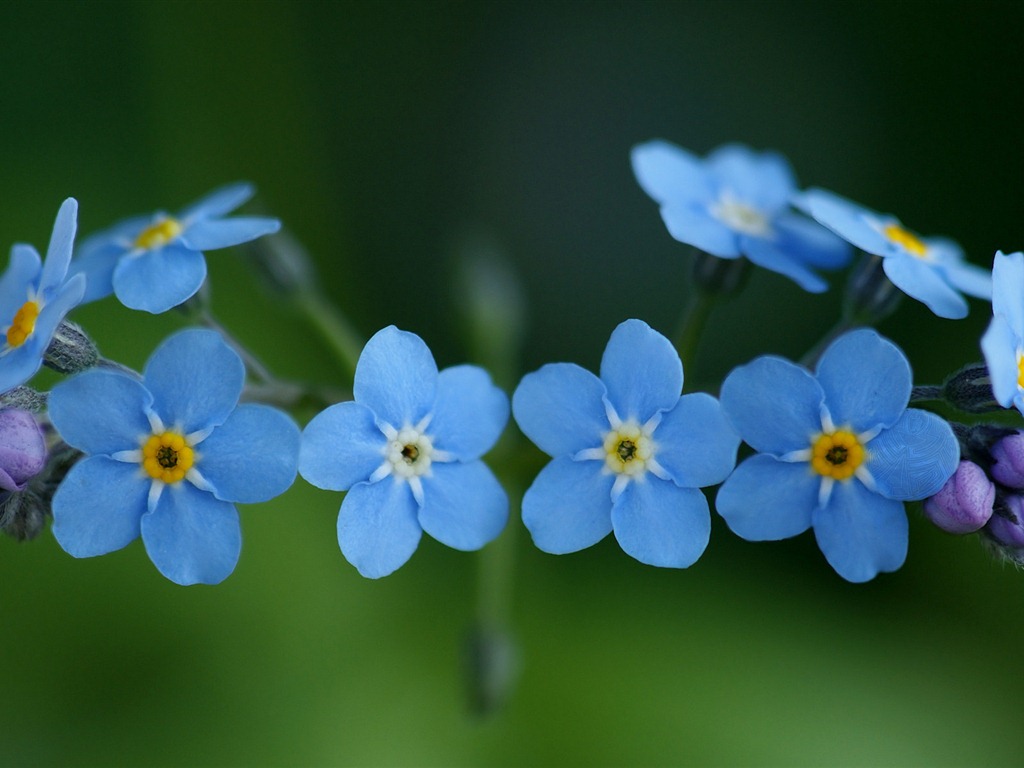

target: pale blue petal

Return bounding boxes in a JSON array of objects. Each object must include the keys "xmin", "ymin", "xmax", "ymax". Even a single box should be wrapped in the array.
[
  {"xmin": 611, "ymin": 479, "xmax": 709, "ymax": 568},
  {"xmin": 654, "ymin": 392, "xmax": 739, "ymax": 487},
  {"xmin": 70, "ymin": 215, "xmax": 150, "ymax": 304},
  {"xmin": 141, "ymin": 482, "xmax": 241, "ymax": 586},
  {"xmin": 630, "ymin": 140, "xmax": 711, "ymax": 204},
  {"xmin": 198, "ymin": 403, "xmax": 299, "ymax": 503},
  {"xmin": 992, "ymin": 251, "xmax": 1024, "ymax": 337},
  {"xmin": 418, "ymin": 461, "xmax": 508, "ymax": 550},
  {"xmin": 40, "ymin": 198, "xmax": 77, "ymax": 290},
  {"xmin": 719, "ymin": 356, "xmax": 823, "ymax": 455},
  {"xmin": 180, "ymin": 216, "xmax": 281, "ymax": 251},
  {"xmin": 429, "ymin": 365, "xmax": 509, "ymax": 461},
  {"xmin": 51, "ymin": 457, "xmax": 148, "ymax": 556},
  {"xmin": 48, "ymin": 369, "xmax": 153, "ymax": 454},
  {"xmin": 112, "ymin": 242, "xmax": 208, "ymax": 313},
  {"xmin": 178, "ymin": 182, "xmax": 254, "ymax": 221},
  {"xmin": 512, "ymin": 363, "xmax": 607, "ymax": 457},
  {"xmin": 716, "ymin": 454, "xmax": 817, "ymax": 540},
  {"xmin": 816, "ymin": 329, "xmax": 911, "ymax": 432},
  {"xmin": 659, "ymin": 203, "xmax": 741, "ymax": 257},
  {"xmin": 338, "ymin": 476, "xmax": 422, "ymax": 578},
  {"xmin": 741, "ymin": 236, "xmax": 829, "ymax": 293},
  {"xmin": 981, "ymin": 314, "xmax": 1020, "ymax": 408},
  {"xmin": 813, "ymin": 480, "xmax": 907, "ymax": 583},
  {"xmin": 0, "ymin": 245, "xmax": 41, "ymax": 312},
  {"xmin": 796, "ymin": 188, "xmax": 889, "ymax": 255},
  {"xmin": 521, "ymin": 456, "xmax": 614, "ymax": 554},
  {"xmin": 942, "ymin": 260, "xmax": 992, "ymax": 300},
  {"xmin": 0, "ymin": 347, "xmax": 44, "ymax": 393},
  {"xmin": 866, "ymin": 409, "xmax": 959, "ymax": 500},
  {"xmin": 353, "ymin": 326, "xmax": 437, "ymax": 429},
  {"xmin": 144, "ymin": 329, "xmax": 244, "ymax": 434},
  {"xmin": 32, "ymin": 272, "xmax": 85, "ymax": 343},
  {"xmin": 707, "ymin": 144, "xmax": 795, "ymax": 213},
  {"xmin": 299, "ymin": 401, "xmax": 386, "ymax": 491},
  {"xmin": 882, "ymin": 255, "xmax": 967, "ymax": 319},
  {"xmin": 772, "ymin": 212, "xmax": 854, "ymax": 269},
  {"xmin": 600, "ymin": 319, "xmax": 682, "ymax": 421}
]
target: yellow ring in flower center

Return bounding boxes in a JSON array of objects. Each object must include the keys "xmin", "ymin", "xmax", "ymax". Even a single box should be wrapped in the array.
[
  {"xmin": 810, "ymin": 430, "xmax": 864, "ymax": 481},
  {"xmin": 6, "ymin": 300, "xmax": 40, "ymax": 348},
  {"xmin": 882, "ymin": 223, "xmax": 928, "ymax": 258},
  {"xmin": 135, "ymin": 217, "xmax": 183, "ymax": 250},
  {"xmin": 142, "ymin": 431, "xmax": 194, "ymax": 484},
  {"xmin": 603, "ymin": 422, "xmax": 653, "ymax": 477}
]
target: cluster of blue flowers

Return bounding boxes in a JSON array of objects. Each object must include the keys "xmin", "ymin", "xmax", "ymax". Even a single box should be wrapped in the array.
[{"xmin": 0, "ymin": 139, "xmax": 1019, "ymax": 590}]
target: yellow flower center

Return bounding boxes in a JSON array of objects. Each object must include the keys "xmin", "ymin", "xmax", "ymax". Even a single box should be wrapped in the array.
[
  {"xmin": 6, "ymin": 300, "xmax": 40, "ymax": 348},
  {"xmin": 1017, "ymin": 352, "xmax": 1024, "ymax": 391},
  {"xmin": 603, "ymin": 421, "xmax": 654, "ymax": 477},
  {"xmin": 135, "ymin": 217, "xmax": 183, "ymax": 250},
  {"xmin": 142, "ymin": 431, "xmax": 195, "ymax": 484},
  {"xmin": 810, "ymin": 430, "xmax": 864, "ymax": 481},
  {"xmin": 882, "ymin": 223, "xmax": 928, "ymax": 258}
]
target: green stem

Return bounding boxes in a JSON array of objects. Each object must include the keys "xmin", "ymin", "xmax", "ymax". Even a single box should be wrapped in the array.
[
  {"xmin": 672, "ymin": 290, "xmax": 717, "ymax": 372},
  {"xmin": 295, "ymin": 290, "xmax": 364, "ymax": 383}
]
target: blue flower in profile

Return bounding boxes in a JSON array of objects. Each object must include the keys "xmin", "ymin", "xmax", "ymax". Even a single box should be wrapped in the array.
[
  {"xmin": 796, "ymin": 187, "xmax": 992, "ymax": 319},
  {"xmin": 631, "ymin": 141, "xmax": 852, "ymax": 292},
  {"xmin": 48, "ymin": 329, "xmax": 300, "ymax": 585},
  {"xmin": 716, "ymin": 329, "xmax": 959, "ymax": 582},
  {"xmin": 70, "ymin": 183, "xmax": 280, "ymax": 314},
  {"xmin": 512, "ymin": 319, "xmax": 739, "ymax": 568},
  {"xmin": 981, "ymin": 251, "xmax": 1024, "ymax": 414},
  {"xmin": 0, "ymin": 198, "xmax": 85, "ymax": 392},
  {"xmin": 298, "ymin": 326, "xmax": 510, "ymax": 578}
]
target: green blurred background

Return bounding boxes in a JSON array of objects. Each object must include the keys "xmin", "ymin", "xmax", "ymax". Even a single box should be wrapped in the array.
[{"xmin": 2, "ymin": 1, "xmax": 1023, "ymax": 765}]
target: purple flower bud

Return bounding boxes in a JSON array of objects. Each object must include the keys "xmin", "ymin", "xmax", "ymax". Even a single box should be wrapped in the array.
[
  {"xmin": 990, "ymin": 431, "xmax": 1024, "ymax": 488},
  {"xmin": 0, "ymin": 408, "xmax": 47, "ymax": 492},
  {"xmin": 986, "ymin": 495, "xmax": 1024, "ymax": 550},
  {"xmin": 922, "ymin": 460, "xmax": 995, "ymax": 534}
]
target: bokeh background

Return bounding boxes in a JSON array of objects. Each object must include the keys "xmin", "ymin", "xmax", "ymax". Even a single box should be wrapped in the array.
[{"xmin": 2, "ymin": 1, "xmax": 1023, "ymax": 765}]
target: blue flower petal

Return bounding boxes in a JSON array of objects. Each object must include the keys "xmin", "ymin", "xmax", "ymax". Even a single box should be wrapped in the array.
[
  {"xmin": 0, "ymin": 348, "xmax": 43, "ymax": 394},
  {"xmin": 299, "ymin": 401, "xmax": 386, "ymax": 491},
  {"xmin": 178, "ymin": 182, "xmax": 254, "ymax": 221},
  {"xmin": 796, "ymin": 188, "xmax": 889, "ymax": 255},
  {"xmin": 630, "ymin": 140, "xmax": 711, "ymax": 204},
  {"xmin": 940, "ymin": 259, "xmax": 992, "ymax": 301},
  {"xmin": 69, "ymin": 215, "xmax": 150, "ymax": 304},
  {"xmin": 866, "ymin": 409, "xmax": 959, "ymax": 500},
  {"xmin": 39, "ymin": 198, "xmax": 77, "ymax": 290},
  {"xmin": 512, "ymin": 363, "xmax": 607, "ymax": 457},
  {"xmin": 418, "ymin": 461, "xmax": 508, "ymax": 550},
  {"xmin": 816, "ymin": 329, "xmax": 911, "ymax": 433},
  {"xmin": 0, "ymin": 244, "xmax": 41, "ymax": 312},
  {"xmin": 141, "ymin": 482, "xmax": 241, "ymax": 586},
  {"xmin": 197, "ymin": 403, "xmax": 299, "ymax": 503},
  {"xmin": 740, "ymin": 235, "xmax": 829, "ymax": 293},
  {"xmin": 715, "ymin": 454, "xmax": 817, "ymax": 540},
  {"xmin": 772, "ymin": 212, "xmax": 853, "ymax": 270},
  {"xmin": 600, "ymin": 319, "xmax": 682, "ymax": 421},
  {"xmin": 353, "ymin": 326, "xmax": 438, "ymax": 430},
  {"xmin": 112, "ymin": 241, "xmax": 208, "ymax": 313},
  {"xmin": 654, "ymin": 392, "xmax": 739, "ymax": 487},
  {"xmin": 813, "ymin": 480, "xmax": 907, "ymax": 582},
  {"xmin": 992, "ymin": 251, "xmax": 1024, "ymax": 337},
  {"xmin": 521, "ymin": 455, "xmax": 614, "ymax": 553},
  {"xmin": 706, "ymin": 144, "xmax": 795, "ymax": 213},
  {"xmin": 720, "ymin": 356, "xmax": 823, "ymax": 455},
  {"xmin": 429, "ymin": 365, "xmax": 509, "ymax": 461},
  {"xmin": 51, "ymin": 457, "xmax": 148, "ymax": 557},
  {"xmin": 338, "ymin": 476, "xmax": 422, "ymax": 578},
  {"xmin": 882, "ymin": 255, "xmax": 968, "ymax": 319},
  {"xmin": 981, "ymin": 314, "xmax": 1019, "ymax": 408},
  {"xmin": 31, "ymin": 272, "xmax": 85, "ymax": 344},
  {"xmin": 180, "ymin": 216, "xmax": 281, "ymax": 251},
  {"xmin": 611, "ymin": 479, "xmax": 710, "ymax": 567},
  {"xmin": 48, "ymin": 369, "xmax": 154, "ymax": 455},
  {"xmin": 144, "ymin": 329, "xmax": 245, "ymax": 434},
  {"xmin": 659, "ymin": 203, "xmax": 741, "ymax": 257}
]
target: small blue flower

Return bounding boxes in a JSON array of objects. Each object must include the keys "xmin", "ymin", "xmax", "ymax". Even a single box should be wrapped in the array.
[
  {"xmin": 796, "ymin": 187, "xmax": 992, "ymax": 319},
  {"xmin": 981, "ymin": 251, "xmax": 1024, "ymax": 414},
  {"xmin": 512, "ymin": 319, "xmax": 739, "ymax": 567},
  {"xmin": 298, "ymin": 326, "xmax": 510, "ymax": 578},
  {"xmin": 716, "ymin": 329, "xmax": 959, "ymax": 582},
  {"xmin": 48, "ymin": 329, "xmax": 300, "ymax": 585},
  {"xmin": 70, "ymin": 183, "xmax": 280, "ymax": 314},
  {"xmin": 0, "ymin": 198, "xmax": 86, "ymax": 393},
  {"xmin": 631, "ymin": 141, "xmax": 852, "ymax": 292}
]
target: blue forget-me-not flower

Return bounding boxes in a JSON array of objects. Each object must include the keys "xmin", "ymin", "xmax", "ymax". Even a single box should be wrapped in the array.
[
  {"xmin": 298, "ymin": 326, "xmax": 510, "ymax": 579},
  {"xmin": 716, "ymin": 329, "xmax": 959, "ymax": 582},
  {"xmin": 981, "ymin": 251, "xmax": 1024, "ymax": 415},
  {"xmin": 797, "ymin": 188, "xmax": 992, "ymax": 319},
  {"xmin": 48, "ymin": 329, "xmax": 300, "ymax": 585},
  {"xmin": 512, "ymin": 319, "xmax": 739, "ymax": 568},
  {"xmin": 70, "ymin": 183, "xmax": 280, "ymax": 314},
  {"xmin": 0, "ymin": 198, "xmax": 86, "ymax": 393},
  {"xmin": 631, "ymin": 141, "xmax": 852, "ymax": 292}
]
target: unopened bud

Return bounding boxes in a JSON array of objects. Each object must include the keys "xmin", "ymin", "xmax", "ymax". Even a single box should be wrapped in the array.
[
  {"xmin": 43, "ymin": 320, "xmax": 99, "ymax": 375},
  {"xmin": 843, "ymin": 254, "xmax": 902, "ymax": 324},
  {"xmin": 0, "ymin": 386, "xmax": 47, "ymax": 413},
  {"xmin": 0, "ymin": 408, "xmax": 47, "ymax": 492},
  {"xmin": 985, "ymin": 495, "xmax": 1024, "ymax": 550},
  {"xmin": 922, "ymin": 460, "xmax": 994, "ymax": 534},
  {"xmin": 990, "ymin": 431, "xmax": 1024, "ymax": 488},
  {"xmin": 941, "ymin": 364, "xmax": 1002, "ymax": 413}
]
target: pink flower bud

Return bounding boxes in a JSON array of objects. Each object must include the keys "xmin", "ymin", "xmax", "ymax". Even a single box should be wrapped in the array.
[{"xmin": 922, "ymin": 460, "xmax": 994, "ymax": 534}]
